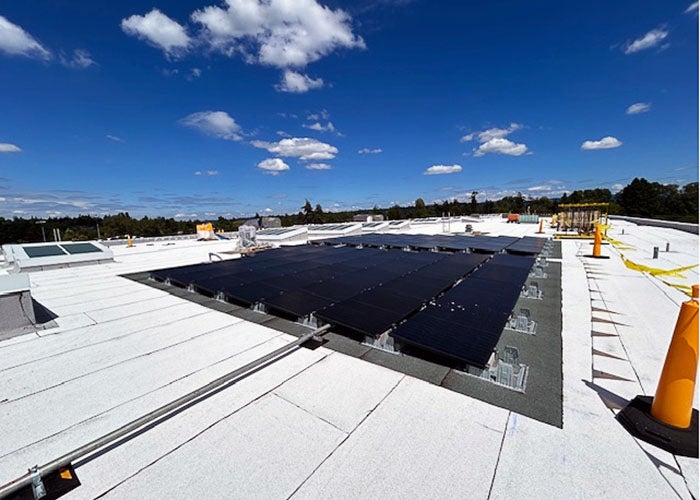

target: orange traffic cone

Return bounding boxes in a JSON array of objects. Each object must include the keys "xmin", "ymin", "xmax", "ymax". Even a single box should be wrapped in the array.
[
  {"xmin": 585, "ymin": 223, "xmax": 609, "ymax": 259},
  {"xmin": 536, "ymin": 218, "xmax": 544, "ymax": 234},
  {"xmin": 651, "ymin": 284, "xmax": 699, "ymax": 428},
  {"xmin": 616, "ymin": 284, "xmax": 699, "ymax": 457}
]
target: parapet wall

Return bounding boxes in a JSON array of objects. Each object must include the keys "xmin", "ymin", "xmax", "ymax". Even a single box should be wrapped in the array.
[{"xmin": 609, "ymin": 215, "xmax": 698, "ymax": 235}]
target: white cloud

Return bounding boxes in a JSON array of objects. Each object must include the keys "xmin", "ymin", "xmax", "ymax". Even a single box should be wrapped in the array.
[
  {"xmin": 424, "ymin": 164, "xmax": 462, "ymax": 175},
  {"xmin": 686, "ymin": 2, "xmax": 698, "ymax": 13},
  {"xmin": 307, "ymin": 110, "xmax": 330, "ymax": 121},
  {"xmin": 358, "ymin": 148, "xmax": 382, "ymax": 154},
  {"xmin": 303, "ymin": 121, "xmax": 337, "ymax": 133},
  {"xmin": 180, "ymin": 111, "xmax": 242, "ymax": 141},
  {"xmin": 0, "ymin": 143, "xmax": 22, "ymax": 153},
  {"xmin": 611, "ymin": 183, "xmax": 625, "ymax": 193},
  {"xmin": 106, "ymin": 134, "xmax": 124, "ymax": 143},
  {"xmin": 581, "ymin": 136, "xmax": 622, "ymax": 150},
  {"xmin": 461, "ymin": 123, "xmax": 529, "ymax": 157},
  {"xmin": 0, "ymin": 16, "xmax": 51, "ymax": 59},
  {"xmin": 257, "ymin": 158, "xmax": 290, "ymax": 175},
  {"xmin": 623, "ymin": 28, "xmax": 669, "ymax": 54},
  {"xmin": 60, "ymin": 49, "xmax": 96, "ymax": 68},
  {"xmin": 474, "ymin": 138, "xmax": 528, "ymax": 157},
  {"xmin": 626, "ymin": 102, "xmax": 651, "ymax": 115},
  {"xmin": 194, "ymin": 170, "xmax": 219, "ymax": 176},
  {"xmin": 121, "ymin": 9, "xmax": 191, "ymax": 58},
  {"xmin": 191, "ymin": 67, "xmax": 202, "ymax": 78},
  {"xmin": 192, "ymin": 0, "xmax": 364, "ymax": 68},
  {"xmin": 461, "ymin": 123, "xmax": 522, "ymax": 143},
  {"xmin": 276, "ymin": 70, "xmax": 324, "ymax": 93},
  {"xmin": 306, "ymin": 163, "xmax": 332, "ymax": 170},
  {"xmin": 251, "ymin": 137, "xmax": 338, "ymax": 161}
]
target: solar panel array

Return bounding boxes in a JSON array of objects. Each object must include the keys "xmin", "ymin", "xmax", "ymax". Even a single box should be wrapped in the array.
[
  {"xmin": 313, "ymin": 233, "xmax": 538, "ymax": 254},
  {"xmin": 152, "ymin": 242, "xmax": 539, "ymax": 369},
  {"xmin": 256, "ymin": 227, "xmax": 303, "ymax": 236},
  {"xmin": 391, "ymin": 253, "xmax": 535, "ymax": 368},
  {"xmin": 308, "ymin": 223, "xmax": 358, "ymax": 231}
]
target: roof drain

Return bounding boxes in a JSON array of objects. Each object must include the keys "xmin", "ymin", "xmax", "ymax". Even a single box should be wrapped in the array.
[{"xmin": 0, "ymin": 324, "xmax": 331, "ymax": 500}]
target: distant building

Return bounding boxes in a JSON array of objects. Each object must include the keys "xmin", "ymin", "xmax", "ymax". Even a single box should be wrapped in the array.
[
  {"xmin": 353, "ymin": 214, "xmax": 384, "ymax": 222},
  {"xmin": 243, "ymin": 216, "xmax": 282, "ymax": 229}
]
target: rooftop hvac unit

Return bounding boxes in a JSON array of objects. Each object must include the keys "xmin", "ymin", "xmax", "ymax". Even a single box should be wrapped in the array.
[{"xmin": 239, "ymin": 225, "xmax": 257, "ymax": 248}]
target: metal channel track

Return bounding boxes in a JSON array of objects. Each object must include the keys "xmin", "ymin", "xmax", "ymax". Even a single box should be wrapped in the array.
[{"xmin": 0, "ymin": 324, "xmax": 330, "ymax": 499}]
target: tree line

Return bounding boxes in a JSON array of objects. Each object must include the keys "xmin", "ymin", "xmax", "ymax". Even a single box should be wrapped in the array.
[{"xmin": 0, "ymin": 178, "xmax": 696, "ymax": 244}]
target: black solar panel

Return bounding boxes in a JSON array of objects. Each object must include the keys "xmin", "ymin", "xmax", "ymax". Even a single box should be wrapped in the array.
[
  {"xmin": 263, "ymin": 289, "xmax": 332, "ymax": 317},
  {"xmin": 61, "ymin": 242, "xmax": 102, "ymax": 254},
  {"xmin": 391, "ymin": 313, "xmax": 498, "ymax": 368},
  {"xmin": 316, "ymin": 300, "xmax": 403, "ymax": 337},
  {"xmin": 23, "ymin": 245, "xmax": 67, "ymax": 258},
  {"xmin": 223, "ymin": 281, "xmax": 285, "ymax": 305}
]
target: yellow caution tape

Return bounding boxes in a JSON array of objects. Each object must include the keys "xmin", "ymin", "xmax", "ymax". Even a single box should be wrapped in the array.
[
  {"xmin": 660, "ymin": 281, "xmax": 695, "ymax": 297},
  {"xmin": 620, "ymin": 255, "xmax": 698, "ymax": 279}
]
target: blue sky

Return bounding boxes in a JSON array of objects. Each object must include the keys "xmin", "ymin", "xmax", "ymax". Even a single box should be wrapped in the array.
[{"xmin": 0, "ymin": 1, "xmax": 697, "ymax": 219}]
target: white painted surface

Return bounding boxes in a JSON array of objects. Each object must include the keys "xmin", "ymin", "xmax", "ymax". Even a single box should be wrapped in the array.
[{"xmin": 0, "ymin": 219, "xmax": 696, "ymax": 499}]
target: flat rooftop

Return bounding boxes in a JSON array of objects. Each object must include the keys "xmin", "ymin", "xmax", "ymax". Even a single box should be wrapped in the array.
[{"xmin": 0, "ymin": 216, "xmax": 697, "ymax": 499}]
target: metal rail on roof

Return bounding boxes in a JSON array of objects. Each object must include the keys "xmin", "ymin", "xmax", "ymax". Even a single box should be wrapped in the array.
[{"xmin": 0, "ymin": 324, "xmax": 331, "ymax": 499}]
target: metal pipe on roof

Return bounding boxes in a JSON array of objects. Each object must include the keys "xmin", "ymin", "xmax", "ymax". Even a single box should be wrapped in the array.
[{"xmin": 0, "ymin": 324, "xmax": 330, "ymax": 499}]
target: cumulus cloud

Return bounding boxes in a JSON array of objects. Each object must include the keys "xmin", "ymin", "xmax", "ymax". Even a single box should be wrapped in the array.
[
  {"xmin": 276, "ymin": 70, "xmax": 324, "ymax": 93},
  {"xmin": 626, "ymin": 102, "xmax": 651, "ymax": 115},
  {"xmin": 191, "ymin": 0, "xmax": 364, "ymax": 68},
  {"xmin": 358, "ymin": 148, "xmax": 382, "ymax": 154},
  {"xmin": 121, "ymin": 9, "xmax": 191, "ymax": 58},
  {"xmin": 424, "ymin": 164, "xmax": 462, "ymax": 175},
  {"xmin": 474, "ymin": 138, "xmax": 528, "ymax": 157},
  {"xmin": 60, "ymin": 49, "xmax": 96, "ymax": 68},
  {"xmin": 623, "ymin": 28, "xmax": 669, "ymax": 54},
  {"xmin": 0, "ymin": 16, "xmax": 51, "ymax": 59},
  {"xmin": 306, "ymin": 163, "xmax": 332, "ymax": 170},
  {"xmin": 581, "ymin": 136, "xmax": 622, "ymax": 150},
  {"xmin": 0, "ymin": 143, "xmax": 22, "ymax": 153},
  {"xmin": 194, "ymin": 170, "xmax": 219, "ymax": 176},
  {"xmin": 257, "ymin": 158, "xmax": 290, "ymax": 175},
  {"xmin": 461, "ymin": 123, "xmax": 529, "ymax": 157},
  {"xmin": 461, "ymin": 123, "xmax": 522, "ymax": 143},
  {"xmin": 179, "ymin": 111, "xmax": 242, "ymax": 140},
  {"xmin": 686, "ymin": 2, "xmax": 698, "ymax": 13},
  {"xmin": 303, "ymin": 121, "xmax": 337, "ymax": 134},
  {"xmin": 251, "ymin": 137, "xmax": 338, "ymax": 161}
]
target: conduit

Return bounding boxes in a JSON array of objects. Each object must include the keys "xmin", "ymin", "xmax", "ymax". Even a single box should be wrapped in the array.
[{"xmin": 0, "ymin": 324, "xmax": 331, "ymax": 499}]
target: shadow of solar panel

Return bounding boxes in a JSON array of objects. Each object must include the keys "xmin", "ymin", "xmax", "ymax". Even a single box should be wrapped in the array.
[
  {"xmin": 262, "ymin": 289, "xmax": 332, "ymax": 317},
  {"xmin": 316, "ymin": 300, "xmax": 402, "ymax": 337},
  {"xmin": 222, "ymin": 281, "xmax": 285, "ymax": 305},
  {"xmin": 390, "ymin": 313, "xmax": 497, "ymax": 368}
]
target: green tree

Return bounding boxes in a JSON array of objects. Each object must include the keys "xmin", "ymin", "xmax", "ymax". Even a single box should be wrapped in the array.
[{"xmin": 387, "ymin": 204, "xmax": 402, "ymax": 220}]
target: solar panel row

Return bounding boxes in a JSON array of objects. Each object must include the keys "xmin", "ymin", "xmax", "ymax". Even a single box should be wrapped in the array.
[
  {"xmin": 152, "ymin": 244, "xmax": 538, "ymax": 368},
  {"xmin": 313, "ymin": 233, "xmax": 543, "ymax": 255},
  {"xmin": 391, "ymin": 253, "xmax": 535, "ymax": 368}
]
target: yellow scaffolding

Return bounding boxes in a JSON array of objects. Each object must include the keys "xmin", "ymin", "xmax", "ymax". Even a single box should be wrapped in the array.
[{"xmin": 554, "ymin": 203, "xmax": 609, "ymax": 238}]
